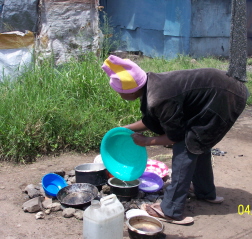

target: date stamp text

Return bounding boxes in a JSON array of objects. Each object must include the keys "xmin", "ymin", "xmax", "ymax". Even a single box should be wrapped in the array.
[{"xmin": 238, "ymin": 205, "xmax": 251, "ymax": 215}]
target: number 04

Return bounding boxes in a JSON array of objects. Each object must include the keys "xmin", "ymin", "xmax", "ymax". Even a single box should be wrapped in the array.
[{"xmin": 238, "ymin": 205, "xmax": 251, "ymax": 215}]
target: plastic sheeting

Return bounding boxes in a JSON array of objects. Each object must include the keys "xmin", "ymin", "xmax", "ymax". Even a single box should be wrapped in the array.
[
  {"xmin": 37, "ymin": 0, "xmax": 101, "ymax": 65},
  {"xmin": 0, "ymin": 0, "xmax": 38, "ymax": 33},
  {"xmin": 0, "ymin": 0, "xmax": 101, "ymax": 80},
  {"xmin": 0, "ymin": 31, "xmax": 34, "ymax": 81}
]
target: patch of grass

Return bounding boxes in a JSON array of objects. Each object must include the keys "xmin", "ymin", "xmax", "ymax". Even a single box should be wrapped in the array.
[
  {"xmin": 247, "ymin": 57, "xmax": 252, "ymax": 65},
  {"xmin": 246, "ymin": 71, "xmax": 252, "ymax": 105},
  {"xmin": 0, "ymin": 54, "xmax": 251, "ymax": 162},
  {"xmin": 152, "ymin": 154, "xmax": 173, "ymax": 162},
  {"xmin": 0, "ymin": 53, "xmax": 140, "ymax": 162}
]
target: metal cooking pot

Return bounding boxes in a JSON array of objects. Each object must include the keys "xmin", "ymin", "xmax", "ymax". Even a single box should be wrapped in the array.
[
  {"xmin": 75, "ymin": 163, "xmax": 108, "ymax": 187},
  {"xmin": 108, "ymin": 177, "xmax": 140, "ymax": 201},
  {"xmin": 57, "ymin": 183, "xmax": 99, "ymax": 208}
]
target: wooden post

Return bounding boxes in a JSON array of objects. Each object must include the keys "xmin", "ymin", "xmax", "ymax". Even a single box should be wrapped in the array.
[{"xmin": 227, "ymin": 0, "xmax": 247, "ymax": 82}]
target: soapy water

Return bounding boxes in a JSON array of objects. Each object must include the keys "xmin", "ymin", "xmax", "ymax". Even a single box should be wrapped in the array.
[
  {"xmin": 122, "ymin": 180, "xmax": 132, "ymax": 187},
  {"xmin": 131, "ymin": 221, "xmax": 161, "ymax": 233},
  {"xmin": 140, "ymin": 178, "xmax": 159, "ymax": 190},
  {"xmin": 112, "ymin": 179, "xmax": 137, "ymax": 187}
]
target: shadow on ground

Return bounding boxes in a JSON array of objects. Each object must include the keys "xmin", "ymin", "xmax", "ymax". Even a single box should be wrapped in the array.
[{"xmin": 186, "ymin": 186, "xmax": 252, "ymax": 216}]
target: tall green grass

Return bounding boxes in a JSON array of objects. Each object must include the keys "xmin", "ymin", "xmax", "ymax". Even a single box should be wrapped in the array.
[{"xmin": 0, "ymin": 54, "xmax": 251, "ymax": 162}]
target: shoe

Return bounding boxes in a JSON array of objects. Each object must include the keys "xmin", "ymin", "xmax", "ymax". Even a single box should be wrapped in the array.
[
  {"xmin": 140, "ymin": 203, "xmax": 194, "ymax": 225},
  {"xmin": 205, "ymin": 196, "xmax": 224, "ymax": 204},
  {"xmin": 189, "ymin": 183, "xmax": 224, "ymax": 203}
]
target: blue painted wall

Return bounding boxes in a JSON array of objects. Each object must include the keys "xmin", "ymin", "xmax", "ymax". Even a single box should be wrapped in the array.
[
  {"xmin": 100, "ymin": 0, "xmax": 191, "ymax": 59},
  {"xmin": 190, "ymin": 0, "xmax": 231, "ymax": 58},
  {"xmin": 100, "ymin": 0, "xmax": 251, "ymax": 59}
]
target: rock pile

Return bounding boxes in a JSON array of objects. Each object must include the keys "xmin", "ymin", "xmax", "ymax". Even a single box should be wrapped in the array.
[{"xmin": 21, "ymin": 168, "xmax": 172, "ymax": 221}]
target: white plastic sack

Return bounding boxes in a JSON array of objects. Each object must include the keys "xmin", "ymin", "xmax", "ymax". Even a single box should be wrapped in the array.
[
  {"xmin": 0, "ymin": 47, "xmax": 33, "ymax": 81},
  {"xmin": 0, "ymin": 31, "xmax": 34, "ymax": 82}
]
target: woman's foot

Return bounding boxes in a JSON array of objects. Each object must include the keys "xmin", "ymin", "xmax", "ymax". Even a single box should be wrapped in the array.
[
  {"xmin": 141, "ymin": 203, "xmax": 194, "ymax": 225},
  {"xmin": 205, "ymin": 196, "xmax": 224, "ymax": 203},
  {"xmin": 189, "ymin": 183, "xmax": 224, "ymax": 203}
]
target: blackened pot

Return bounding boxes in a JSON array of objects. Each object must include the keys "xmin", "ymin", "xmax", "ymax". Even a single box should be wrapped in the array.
[
  {"xmin": 108, "ymin": 177, "xmax": 140, "ymax": 201},
  {"xmin": 75, "ymin": 163, "xmax": 108, "ymax": 188}
]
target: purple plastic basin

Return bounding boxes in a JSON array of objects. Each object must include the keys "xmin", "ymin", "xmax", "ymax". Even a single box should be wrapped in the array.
[{"xmin": 139, "ymin": 172, "xmax": 164, "ymax": 193}]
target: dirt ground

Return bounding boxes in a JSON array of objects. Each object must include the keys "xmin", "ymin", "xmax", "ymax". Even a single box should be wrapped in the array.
[{"xmin": 0, "ymin": 106, "xmax": 252, "ymax": 239}]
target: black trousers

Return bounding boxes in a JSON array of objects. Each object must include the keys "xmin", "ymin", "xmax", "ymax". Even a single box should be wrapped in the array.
[{"xmin": 160, "ymin": 140, "xmax": 216, "ymax": 220}]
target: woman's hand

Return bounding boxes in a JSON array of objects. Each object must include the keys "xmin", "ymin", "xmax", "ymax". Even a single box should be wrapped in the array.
[
  {"xmin": 131, "ymin": 133, "xmax": 149, "ymax": 147},
  {"xmin": 123, "ymin": 120, "xmax": 148, "ymax": 132},
  {"xmin": 131, "ymin": 133, "xmax": 175, "ymax": 147}
]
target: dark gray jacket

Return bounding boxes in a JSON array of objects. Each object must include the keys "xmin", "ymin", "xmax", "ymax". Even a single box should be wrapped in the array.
[{"xmin": 141, "ymin": 68, "xmax": 248, "ymax": 154}]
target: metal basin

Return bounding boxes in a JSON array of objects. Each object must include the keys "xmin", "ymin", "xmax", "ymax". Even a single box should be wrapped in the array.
[{"xmin": 126, "ymin": 215, "xmax": 164, "ymax": 239}]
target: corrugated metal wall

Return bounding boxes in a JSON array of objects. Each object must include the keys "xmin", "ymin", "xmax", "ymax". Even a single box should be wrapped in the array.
[
  {"xmin": 100, "ymin": 0, "xmax": 191, "ymax": 59},
  {"xmin": 100, "ymin": 0, "xmax": 252, "ymax": 59},
  {"xmin": 1, "ymin": 0, "xmax": 251, "ymax": 60},
  {"xmin": 190, "ymin": 0, "xmax": 231, "ymax": 58}
]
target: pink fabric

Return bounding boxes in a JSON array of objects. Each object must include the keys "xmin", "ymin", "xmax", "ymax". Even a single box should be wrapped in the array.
[{"xmin": 145, "ymin": 159, "xmax": 169, "ymax": 178}]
